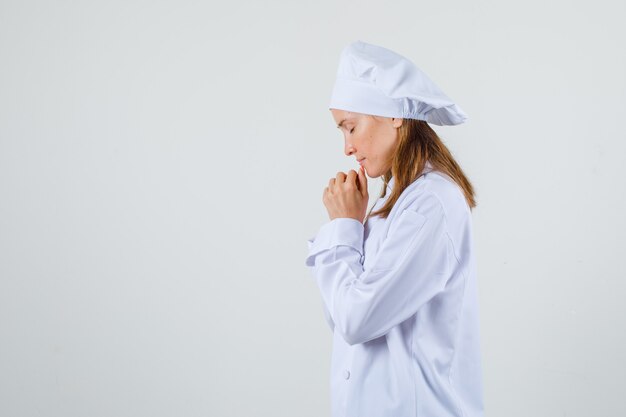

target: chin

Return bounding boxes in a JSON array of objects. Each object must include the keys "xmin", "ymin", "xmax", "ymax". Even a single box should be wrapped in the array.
[{"xmin": 364, "ymin": 166, "xmax": 378, "ymax": 177}]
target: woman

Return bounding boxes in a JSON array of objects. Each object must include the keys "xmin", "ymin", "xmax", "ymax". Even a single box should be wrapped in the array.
[{"xmin": 305, "ymin": 41, "xmax": 485, "ymax": 417}]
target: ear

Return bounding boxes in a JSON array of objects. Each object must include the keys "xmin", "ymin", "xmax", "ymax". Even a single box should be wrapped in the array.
[{"xmin": 392, "ymin": 117, "xmax": 404, "ymax": 128}]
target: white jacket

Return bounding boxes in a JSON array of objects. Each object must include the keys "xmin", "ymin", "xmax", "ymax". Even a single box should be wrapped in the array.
[{"xmin": 305, "ymin": 161, "xmax": 485, "ymax": 417}]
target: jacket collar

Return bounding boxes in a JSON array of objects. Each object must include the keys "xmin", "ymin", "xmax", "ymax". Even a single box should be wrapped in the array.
[{"xmin": 385, "ymin": 160, "xmax": 433, "ymax": 194}]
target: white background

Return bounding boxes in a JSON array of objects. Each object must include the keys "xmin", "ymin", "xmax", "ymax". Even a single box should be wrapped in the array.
[{"xmin": 1, "ymin": 1, "xmax": 625, "ymax": 416}]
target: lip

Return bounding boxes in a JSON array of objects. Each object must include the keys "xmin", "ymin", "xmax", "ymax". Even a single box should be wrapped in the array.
[{"xmin": 358, "ymin": 158, "xmax": 366, "ymax": 164}]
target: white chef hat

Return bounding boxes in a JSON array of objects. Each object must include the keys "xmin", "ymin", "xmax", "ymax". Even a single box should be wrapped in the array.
[{"xmin": 329, "ymin": 40, "xmax": 468, "ymax": 126}]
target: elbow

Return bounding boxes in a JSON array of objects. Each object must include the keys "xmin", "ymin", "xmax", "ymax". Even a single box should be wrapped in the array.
[
  {"xmin": 342, "ymin": 332, "xmax": 365, "ymax": 346},
  {"xmin": 335, "ymin": 313, "xmax": 375, "ymax": 346},
  {"xmin": 332, "ymin": 293, "xmax": 385, "ymax": 345}
]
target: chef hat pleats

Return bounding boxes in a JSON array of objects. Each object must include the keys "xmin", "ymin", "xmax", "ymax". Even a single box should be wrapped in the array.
[{"xmin": 329, "ymin": 40, "xmax": 468, "ymax": 126}]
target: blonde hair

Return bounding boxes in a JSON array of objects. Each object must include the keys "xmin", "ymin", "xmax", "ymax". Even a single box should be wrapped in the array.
[{"xmin": 367, "ymin": 117, "xmax": 477, "ymax": 220}]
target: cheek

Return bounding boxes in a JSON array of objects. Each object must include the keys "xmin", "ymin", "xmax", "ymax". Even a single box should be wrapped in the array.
[
  {"xmin": 377, "ymin": 129, "xmax": 396, "ymax": 151},
  {"xmin": 364, "ymin": 130, "xmax": 384, "ymax": 152}
]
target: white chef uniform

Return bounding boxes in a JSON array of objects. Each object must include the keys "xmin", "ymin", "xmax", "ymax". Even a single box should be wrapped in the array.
[{"xmin": 305, "ymin": 161, "xmax": 485, "ymax": 417}]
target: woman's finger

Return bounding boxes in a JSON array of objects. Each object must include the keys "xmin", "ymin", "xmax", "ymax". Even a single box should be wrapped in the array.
[
  {"xmin": 345, "ymin": 169, "xmax": 358, "ymax": 190},
  {"xmin": 357, "ymin": 166, "xmax": 368, "ymax": 197}
]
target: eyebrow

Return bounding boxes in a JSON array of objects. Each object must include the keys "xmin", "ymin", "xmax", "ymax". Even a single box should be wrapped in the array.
[{"xmin": 336, "ymin": 118, "xmax": 353, "ymax": 128}]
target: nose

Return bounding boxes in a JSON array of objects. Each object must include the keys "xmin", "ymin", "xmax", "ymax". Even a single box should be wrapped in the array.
[{"xmin": 344, "ymin": 141, "xmax": 355, "ymax": 157}]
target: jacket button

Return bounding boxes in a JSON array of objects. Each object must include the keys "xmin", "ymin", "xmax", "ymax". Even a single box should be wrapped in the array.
[{"xmin": 343, "ymin": 370, "xmax": 350, "ymax": 379}]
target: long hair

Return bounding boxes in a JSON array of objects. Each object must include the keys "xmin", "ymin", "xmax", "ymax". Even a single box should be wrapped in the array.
[{"xmin": 367, "ymin": 118, "xmax": 477, "ymax": 220}]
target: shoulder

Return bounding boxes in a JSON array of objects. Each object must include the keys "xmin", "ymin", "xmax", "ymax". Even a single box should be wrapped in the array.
[
  {"xmin": 386, "ymin": 172, "xmax": 472, "ymax": 263},
  {"xmin": 400, "ymin": 170, "xmax": 470, "ymax": 224}
]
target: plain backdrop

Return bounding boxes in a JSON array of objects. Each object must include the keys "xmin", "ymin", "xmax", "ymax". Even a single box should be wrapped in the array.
[{"xmin": 1, "ymin": 0, "xmax": 625, "ymax": 416}]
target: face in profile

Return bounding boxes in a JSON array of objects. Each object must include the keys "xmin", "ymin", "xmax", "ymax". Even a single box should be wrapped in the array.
[{"xmin": 330, "ymin": 108, "xmax": 403, "ymax": 178}]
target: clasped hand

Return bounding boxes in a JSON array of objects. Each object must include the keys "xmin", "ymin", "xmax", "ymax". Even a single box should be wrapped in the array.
[{"xmin": 322, "ymin": 165, "xmax": 369, "ymax": 223}]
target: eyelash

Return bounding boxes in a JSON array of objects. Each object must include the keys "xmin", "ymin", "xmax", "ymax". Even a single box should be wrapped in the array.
[{"xmin": 349, "ymin": 128, "xmax": 355, "ymax": 134}]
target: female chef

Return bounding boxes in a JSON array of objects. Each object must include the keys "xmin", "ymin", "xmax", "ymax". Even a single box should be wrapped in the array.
[{"xmin": 305, "ymin": 40, "xmax": 485, "ymax": 417}]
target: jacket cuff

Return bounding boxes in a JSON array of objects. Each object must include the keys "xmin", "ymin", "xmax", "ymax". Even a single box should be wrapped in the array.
[{"xmin": 306, "ymin": 218, "xmax": 364, "ymax": 265}]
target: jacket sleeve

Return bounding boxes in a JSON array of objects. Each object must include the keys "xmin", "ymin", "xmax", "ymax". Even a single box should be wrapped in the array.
[
  {"xmin": 321, "ymin": 300, "xmax": 335, "ymax": 332},
  {"xmin": 304, "ymin": 192, "xmax": 452, "ymax": 345}
]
